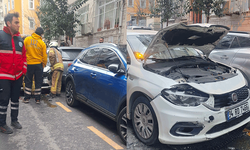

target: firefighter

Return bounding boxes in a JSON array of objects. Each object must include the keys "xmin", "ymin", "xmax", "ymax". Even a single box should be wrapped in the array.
[{"xmin": 47, "ymin": 47, "xmax": 64, "ymax": 100}]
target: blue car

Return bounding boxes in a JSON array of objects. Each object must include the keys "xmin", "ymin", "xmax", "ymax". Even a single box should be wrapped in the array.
[{"xmin": 65, "ymin": 43, "xmax": 127, "ymax": 143}]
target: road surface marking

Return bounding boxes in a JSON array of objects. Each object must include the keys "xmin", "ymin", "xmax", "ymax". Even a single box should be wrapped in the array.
[
  {"xmin": 87, "ymin": 126, "xmax": 123, "ymax": 150},
  {"xmin": 56, "ymin": 102, "xmax": 72, "ymax": 112}
]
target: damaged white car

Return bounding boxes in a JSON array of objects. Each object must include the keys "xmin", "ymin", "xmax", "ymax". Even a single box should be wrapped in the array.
[{"xmin": 126, "ymin": 23, "xmax": 250, "ymax": 145}]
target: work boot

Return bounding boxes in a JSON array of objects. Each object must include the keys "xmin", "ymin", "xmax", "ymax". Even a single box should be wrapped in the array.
[
  {"xmin": 0, "ymin": 125, "xmax": 13, "ymax": 134},
  {"xmin": 11, "ymin": 121, "xmax": 22, "ymax": 129},
  {"xmin": 23, "ymin": 99, "xmax": 29, "ymax": 103},
  {"xmin": 36, "ymin": 99, "xmax": 40, "ymax": 104},
  {"xmin": 47, "ymin": 93, "xmax": 55, "ymax": 101}
]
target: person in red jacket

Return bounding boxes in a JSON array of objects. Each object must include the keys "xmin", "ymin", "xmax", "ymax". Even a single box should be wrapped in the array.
[{"xmin": 0, "ymin": 12, "xmax": 27, "ymax": 134}]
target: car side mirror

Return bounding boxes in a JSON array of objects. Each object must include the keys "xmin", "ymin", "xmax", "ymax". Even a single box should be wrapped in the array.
[{"xmin": 108, "ymin": 64, "xmax": 119, "ymax": 73}]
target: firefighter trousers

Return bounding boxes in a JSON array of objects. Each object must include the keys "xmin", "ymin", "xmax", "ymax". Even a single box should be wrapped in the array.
[
  {"xmin": 50, "ymin": 70, "xmax": 63, "ymax": 95},
  {"xmin": 24, "ymin": 64, "xmax": 43, "ymax": 101},
  {"xmin": 0, "ymin": 77, "xmax": 22, "ymax": 126}
]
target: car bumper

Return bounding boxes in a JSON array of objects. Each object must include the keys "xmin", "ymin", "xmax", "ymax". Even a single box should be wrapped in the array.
[{"xmin": 150, "ymin": 95, "xmax": 250, "ymax": 145}]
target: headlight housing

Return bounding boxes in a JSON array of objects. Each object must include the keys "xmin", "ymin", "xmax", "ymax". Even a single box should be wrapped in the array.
[{"xmin": 161, "ymin": 84, "xmax": 209, "ymax": 107}]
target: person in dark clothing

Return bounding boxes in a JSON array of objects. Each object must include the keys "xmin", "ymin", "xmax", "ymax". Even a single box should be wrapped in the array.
[{"xmin": 0, "ymin": 12, "xmax": 27, "ymax": 134}]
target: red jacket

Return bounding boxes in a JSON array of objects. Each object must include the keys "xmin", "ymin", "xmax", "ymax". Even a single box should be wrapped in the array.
[{"xmin": 0, "ymin": 26, "xmax": 27, "ymax": 80}]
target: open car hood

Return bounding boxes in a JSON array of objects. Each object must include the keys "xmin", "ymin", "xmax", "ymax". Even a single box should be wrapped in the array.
[{"xmin": 143, "ymin": 23, "xmax": 230, "ymax": 61}]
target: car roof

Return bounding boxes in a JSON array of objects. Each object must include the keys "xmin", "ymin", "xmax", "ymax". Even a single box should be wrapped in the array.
[
  {"xmin": 89, "ymin": 43, "xmax": 119, "ymax": 49},
  {"xmin": 127, "ymin": 26, "xmax": 152, "ymax": 30},
  {"xmin": 127, "ymin": 29, "xmax": 158, "ymax": 35},
  {"xmin": 58, "ymin": 46, "xmax": 85, "ymax": 50},
  {"xmin": 228, "ymin": 31, "xmax": 250, "ymax": 37}
]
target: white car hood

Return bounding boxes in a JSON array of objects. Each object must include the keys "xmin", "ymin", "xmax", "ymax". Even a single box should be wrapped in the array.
[{"xmin": 144, "ymin": 23, "xmax": 230, "ymax": 61}]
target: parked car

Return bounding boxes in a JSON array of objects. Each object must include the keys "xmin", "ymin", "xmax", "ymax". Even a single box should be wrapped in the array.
[
  {"xmin": 65, "ymin": 43, "xmax": 127, "ymax": 143},
  {"xmin": 209, "ymin": 31, "xmax": 250, "ymax": 85},
  {"xmin": 126, "ymin": 23, "xmax": 250, "ymax": 145},
  {"xmin": 57, "ymin": 47, "xmax": 85, "ymax": 86}
]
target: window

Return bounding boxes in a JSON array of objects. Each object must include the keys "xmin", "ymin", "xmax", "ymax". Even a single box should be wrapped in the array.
[
  {"xmin": 96, "ymin": 48, "xmax": 121, "ymax": 69},
  {"xmin": 140, "ymin": 0, "xmax": 146, "ymax": 8},
  {"xmin": 215, "ymin": 35, "xmax": 235, "ymax": 49},
  {"xmin": 128, "ymin": 0, "xmax": 134, "ymax": 7},
  {"xmin": 61, "ymin": 49, "xmax": 83, "ymax": 61},
  {"xmin": 12, "ymin": 0, "xmax": 14, "ymax": 9},
  {"xmin": 76, "ymin": 4, "xmax": 89, "ymax": 36},
  {"xmin": 29, "ymin": 19, "xmax": 35, "ymax": 29},
  {"xmin": 29, "ymin": 0, "xmax": 34, "ymax": 9},
  {"xmin": 80, "ymin": 48, "xmax": 101, "ymax": 65},
  {"xmin": 95, "ymin": 0, "xmax": 121, "ymax": 32},
  {"xmin": 149, "ymin": 0, "xmax": 154, "ymax": 9},
  {"xmin": 8, "ymin": 0, "xmax": 10, "ymax": 11},
  {"xmin": 5, "ymin": 4, "xmax": 7, "ymax": 14},
  {"xmin": 230, "ymin": 38, "xmax": 240, "ymax": 48},
  {"xmin": 238, "ymin": 36, "xmax": 250, "ymax": 47}
]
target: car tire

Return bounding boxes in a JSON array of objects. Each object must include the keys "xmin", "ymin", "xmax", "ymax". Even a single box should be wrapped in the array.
[
  {"xmin": 65, "ymin": 80, "xmax": 79, "ymax": 107},
  {"xmin": 131, "ymin": 96, "xmax": 158, "ymax": 145},
  {"xmin": 116, "ymin": 107, "xmax": 127, "ymax": 144}
]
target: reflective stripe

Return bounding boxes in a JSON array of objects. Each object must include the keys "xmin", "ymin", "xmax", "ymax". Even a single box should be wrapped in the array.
[
  {"xmin": 0, "ymin": 73, "xmax": 15, "ymax": 78},
  {"xmin": 34, "ymin": 88, "xmax": 41, "ymax": 91},
  {"xmin": 11, "ymin": 102, "xmax": 19, "ymax": 105},
  {"xmin": 0, "ymin": 106, "xmax": 7, "ymax": 109},
  {"xmin": 23, "ymin": 66, "xmax": 27, "ymax": 69},
  {"xmin": 16, "ymin": 51, "xmax": 22, "ymax": 55},
  {"xmin": 25, "ymin": 87, "xmax": 32, "ymax": 91},
  {"xmin": 34, "ymin": 92, "xmax": 41, "ymax": 95},
  {"xmin": 24, "ymin": 90, "xmax": 31, "ymax": 95},
  {"xmin": 0, "ymin": 112, "xmax": 7, "ymax": 114},
  {"xmin": 0, "ymin": 50, "xmax": 13, "ymax": 54},
  {"xmin": 16, "ymin": 72, "xmax": 22, "ymax": 77},
  {"xmin": 24, "ymin": 62, "xmax": 27, "ymax": 65},
  {"xmin": 11, "ymin": 107, "xmax": 18, "ymax": 110},
  {"xmin": 54, "ymin": 63, "xmax": 64, "ymax": 69}
]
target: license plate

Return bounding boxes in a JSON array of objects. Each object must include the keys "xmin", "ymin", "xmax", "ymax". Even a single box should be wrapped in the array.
[{"xmin": 226, "ymin": 102, "xmax": 249, "ymax": 121}]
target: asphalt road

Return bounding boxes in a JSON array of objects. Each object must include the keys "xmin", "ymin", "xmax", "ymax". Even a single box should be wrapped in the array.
[{"xmin": 0, "ymin": 91, "xmax": 125, "ymax": 150}]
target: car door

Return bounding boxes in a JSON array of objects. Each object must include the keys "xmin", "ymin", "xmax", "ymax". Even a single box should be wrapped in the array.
[
  {"xmin": 73, "ymin": 48, "xmax": 101, "ymax": 100},
  {"xmin": 89, "ymin": 48, "xmax": 126, "ymax": 115},
  {"xmin": 209, "ymin": 35, "xmax": 238, "ymax": 65}
]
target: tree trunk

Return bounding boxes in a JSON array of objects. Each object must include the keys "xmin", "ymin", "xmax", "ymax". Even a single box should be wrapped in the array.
[{"xmin": 206, "ymin": 16, "xmax": 209, "ymax": 23}]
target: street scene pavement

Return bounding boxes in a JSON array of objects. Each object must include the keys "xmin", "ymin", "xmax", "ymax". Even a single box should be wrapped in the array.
[{"xmin": 0, "ymin": 91, "xmax": 125, "ymax": 150}]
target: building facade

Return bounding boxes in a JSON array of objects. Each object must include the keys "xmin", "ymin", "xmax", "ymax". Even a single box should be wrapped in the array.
[
  {"xmin": 2, "ymin": 0, "xmax": 40, "ymax": 36},
  {"xmin": 73, "ymin": 0, "xmax": 127, "ymax": 47}
]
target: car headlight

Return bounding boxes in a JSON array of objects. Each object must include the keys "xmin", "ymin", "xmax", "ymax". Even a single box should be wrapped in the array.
[{"xmin": 161, "ymin": 84, "xmax": 209, "ymax": 107}]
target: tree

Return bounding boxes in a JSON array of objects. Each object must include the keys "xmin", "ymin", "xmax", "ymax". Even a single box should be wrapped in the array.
[
  {"xmin": 190, "ymin": 0, "xmax": 225, "ymax": 23},
  {"xmin": 36, "ymin": 0, "xmax": 87, "ymax": 45},
  {"xmin": 150, "ymin": 0, "xmax": 189, "ymax": 28},
  {"xmin": 134, "ymin": 0, "xmax": 147, "ymax": 26}
]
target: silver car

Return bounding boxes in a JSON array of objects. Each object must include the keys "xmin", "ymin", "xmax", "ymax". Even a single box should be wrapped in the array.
[
  {"xmin": 209, "ymin": 31, "xmax": 250, "ymax": 85},
  {"xmin": 57, "ymin": 47, "xmax": 85, "ymax": 86}
]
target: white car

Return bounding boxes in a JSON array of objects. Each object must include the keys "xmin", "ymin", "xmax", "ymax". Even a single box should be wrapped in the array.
[{"xmin": 126, "ymin": 23, "xmax": 250, "ymax": 145}]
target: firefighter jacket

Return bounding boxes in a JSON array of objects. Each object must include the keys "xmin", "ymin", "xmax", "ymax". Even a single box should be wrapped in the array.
[
  {"xmin": 24, "ymin": 33, "xmax": 47, "ymax": 68},
  {"xmin": 48, "ymin": 48, "xmax": 64, "ymax": 72},
  {"xmin": 0, "ymin": 26, "xmax": 27, "ymax": 80}
]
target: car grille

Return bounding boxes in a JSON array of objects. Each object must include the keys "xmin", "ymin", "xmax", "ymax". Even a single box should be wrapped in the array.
[
  {"xmin": 214, "ymin": 86, "xmax": 249, "ymax": 108},
  {"xmin": 206, "ymin": 111, "xmax": 250, "ymax": 134}
]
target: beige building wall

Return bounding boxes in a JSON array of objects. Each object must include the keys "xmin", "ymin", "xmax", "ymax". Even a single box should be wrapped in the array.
[{"xmin": 73, "ymin": 0, "xmax": 127, "ymax": 47}]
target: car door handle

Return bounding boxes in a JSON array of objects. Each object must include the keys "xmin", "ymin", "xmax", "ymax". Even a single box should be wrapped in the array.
[
  {"xmin": 220, "ymin": 55, "xmax": 228, "ymax": 60},
  {"xmin": 74, "ymin": 68, "xmax": 78, "ymax": 71},
  {"xmin": 90, "ymin": 73, "xmax": 96, "ymax": 78}
]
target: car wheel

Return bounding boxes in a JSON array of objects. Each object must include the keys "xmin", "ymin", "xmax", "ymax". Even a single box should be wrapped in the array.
[
  {"xmin": 131, "ymin": 96, "xmax": 158, "ymax": 145},
  {"xmin": 65, "ymin": 80, "xmax": 79, "ymax": 107},
  {"xmin": 116, "ymin": 107, "xmax": 127, "ymax": 144}
]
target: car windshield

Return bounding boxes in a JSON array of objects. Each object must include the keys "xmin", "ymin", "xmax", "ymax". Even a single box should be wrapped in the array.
[
  {"xmin": 61, "ymin": 49, "xmax": 83, "ymax": 61},
  {"xmin": 127, "ymin": 34, "xmax": 155, "ymax": 55}
]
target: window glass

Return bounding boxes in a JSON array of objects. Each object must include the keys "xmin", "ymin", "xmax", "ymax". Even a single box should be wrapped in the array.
[
  {"xmin": 61, "ymin": 49, "xmax": 83, "ymax": 61},
  {"xmin": 96, "ymin": 48, "xmax": 121, "ymax": 69},
  {"xmin": 215, "ymin": 35, "xmax": 235, "ymax": 49},
  {"xmin": 230, "ymin": 38, "xmax": 240, "ymax": 48},
  {"xmin": 80, "ymin": 48, "xmax": 101, "ymax": 65},
  {"xmin": 29, "ymin": 19, "xmax": 34, "ymax": 29},
  {"xmin": 29, "ymin": 0, "xmax": 34, "ymax": 9},
  {"xmin": 238, "ymin": 36, "xmax": 250, "ymax": 47},
  {"xmin": 11, "ymin": 0, "xmax": 14, "ymax": 9},
  {"xmin": 128, "ymin": 0, "xmax": 133, "ymax": 7}
]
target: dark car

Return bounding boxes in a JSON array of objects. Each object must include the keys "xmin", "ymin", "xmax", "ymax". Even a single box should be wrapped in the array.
[
  {"xmin": 57, "ymin": 47, "xmax": 85, "ymax": 86},
  {"xmin": 65, "ymin": 43, "xmax": 127, "ymax": 144}
]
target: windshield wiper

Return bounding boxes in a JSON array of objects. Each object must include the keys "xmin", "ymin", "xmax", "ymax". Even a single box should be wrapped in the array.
[{"xmin": 174, "ymin": 56, "xmax": 203, "ymax": 60}]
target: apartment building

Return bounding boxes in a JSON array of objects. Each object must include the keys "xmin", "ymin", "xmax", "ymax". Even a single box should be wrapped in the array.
[{"xmin": 2, "ymin": 0, "xmax": 40, "ymax": 36}]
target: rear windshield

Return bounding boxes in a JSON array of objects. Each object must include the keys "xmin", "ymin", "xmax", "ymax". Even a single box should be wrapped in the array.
[{"xmin": 61, "ymin": 49, "xmax": 83, "ymax": 61}]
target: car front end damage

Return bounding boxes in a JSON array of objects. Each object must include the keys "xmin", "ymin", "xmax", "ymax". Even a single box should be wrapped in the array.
[{"xmin": 150, "ymin": 83, "xmax": 250, "ymax": 145}]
